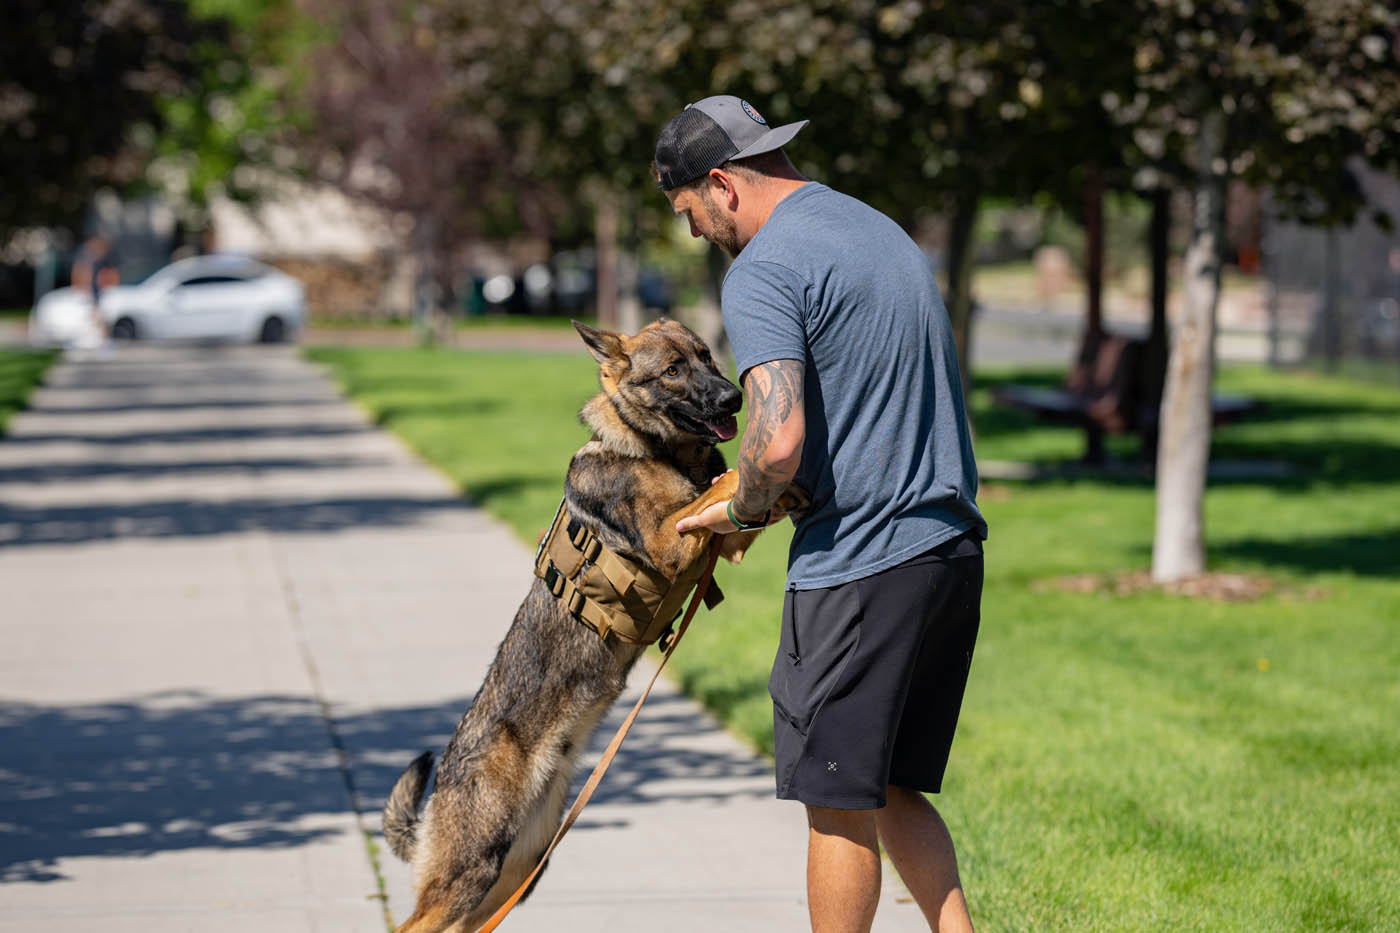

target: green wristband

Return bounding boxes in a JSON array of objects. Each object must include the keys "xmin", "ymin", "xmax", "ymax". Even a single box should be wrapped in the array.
[{"xmin": 726, "ymin": 499, "xmax": 769, "ymax": 531}]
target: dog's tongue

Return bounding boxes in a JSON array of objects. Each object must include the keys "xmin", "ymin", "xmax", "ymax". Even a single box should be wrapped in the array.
[{"xmin": 706, "ymin": 416, "xmax": 739, "ymax": 441}]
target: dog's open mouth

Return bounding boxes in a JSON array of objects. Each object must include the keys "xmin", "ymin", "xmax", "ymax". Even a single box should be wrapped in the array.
[{"xmin": 703, "ymin": 415, "xmax": 738, "ymax": 441}]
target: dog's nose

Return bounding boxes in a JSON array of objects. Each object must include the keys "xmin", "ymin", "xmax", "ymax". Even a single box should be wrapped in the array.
[{"xmin": 719, "ymin": 384, "xmax": 742, "ymax": 415}]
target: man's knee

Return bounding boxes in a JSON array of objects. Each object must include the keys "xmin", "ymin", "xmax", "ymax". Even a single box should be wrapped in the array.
[
  {"xmin": 884, "ymin": 784, "xmax": 933, "ymax": 811},
  {"xmin": 807, "ymin": 803, "xmax": 877, "ymax": 841}
]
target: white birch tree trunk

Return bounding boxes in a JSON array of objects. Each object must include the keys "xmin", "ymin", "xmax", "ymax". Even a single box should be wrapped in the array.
[{"xmin": 1152, "ymin": 108, "xmax": 1227, "ymax": 582}]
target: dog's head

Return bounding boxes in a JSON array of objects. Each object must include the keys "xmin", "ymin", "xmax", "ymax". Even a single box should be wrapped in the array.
[{"xmin": 574, "ymin": 319, "xmax": 741, "ymax": 446}]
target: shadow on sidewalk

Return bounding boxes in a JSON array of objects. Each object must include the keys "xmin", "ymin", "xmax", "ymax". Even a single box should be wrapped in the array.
[
  {"xmin": 0, "ymin": 689, "xmax": 772, "ymax": 885},
  {"xmin": 0, "ymin": 455, "xmax": 386, "ymax": 485},
  {"xmin": 30, "ymin": 397, "xmax": 346, "ymax": 417},
  {"xmin": 2, "ymin": 423, "xmax": 370, "ymax": 447},
  {"xmin": 0, "ymin": 495, "xmax": 473, "ymax": 549}
]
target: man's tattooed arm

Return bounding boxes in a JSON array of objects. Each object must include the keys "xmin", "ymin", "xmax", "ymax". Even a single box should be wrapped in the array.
[{"xmin": 732, "ymin": 358, "xmax": 806, "ymax": 521}]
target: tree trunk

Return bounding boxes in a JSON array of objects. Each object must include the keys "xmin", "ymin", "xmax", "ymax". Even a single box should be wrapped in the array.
[
  {"xmin": 1084, "ymin": 166, "xmax": 1105, "ymax": 339},
  {"xmin": 1261, "ymin": 203, "xmax": 1282, "ymax": 367},
  {"xmin": 1146, "ymin": 187, "xmax": 1171, "ymax": 378},
  {"xmin": 411, "ymin": 215, "xmax": 443, "ymax": 346},
  {"xmin": 1071, "ymin": 168, "xmax": 1109, "ymax": 463},
  {"xmin": 692, "ymin": 242, "xmax": 733, "ymax": 374},
  {"xmin": 1139, "ymin": 186, "xmax": 1172, "ymax": 456},
  {"xmin": 1152, "ymin": 109, "xmax": 1226, "ymax": 582},
  {"xmin": 594, "ymin": 197, "xmax": 619, "ymax": 329},
  {"xmin": 617, "ymin": 201, "xmax": 644, "ymax": 335},
  {"xmin": 945, "ymin": 187, "xmax": 980, "ymax": 400},
  {"xmin": 1321, "ymin": 227, "xmax": 1341, "ymax": 372}
]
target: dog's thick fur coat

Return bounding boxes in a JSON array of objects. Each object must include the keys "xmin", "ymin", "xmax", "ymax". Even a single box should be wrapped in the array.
[{"xmin": 382, "ymin": 320, "xmax": 788, "ymax": 932}]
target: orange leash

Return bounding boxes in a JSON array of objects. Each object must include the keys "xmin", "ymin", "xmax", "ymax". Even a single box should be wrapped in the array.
[{"xmin": 473, "ymin": 539, "xmax": 723, "ymax": 933}]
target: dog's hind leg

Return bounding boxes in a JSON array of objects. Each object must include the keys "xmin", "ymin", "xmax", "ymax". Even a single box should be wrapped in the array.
[
  {"xmin": 396, "ymin": 725, "xmax": 540, "ymax": 931},
  {"xmin": 451, "ymin": 714, "xmax": 595, "ymax": 929}
]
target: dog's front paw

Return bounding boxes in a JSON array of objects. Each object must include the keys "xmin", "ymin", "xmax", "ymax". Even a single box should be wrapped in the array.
[{"xmin": 717, "ymin": 529, "xmax": 760, "ymax": 564}]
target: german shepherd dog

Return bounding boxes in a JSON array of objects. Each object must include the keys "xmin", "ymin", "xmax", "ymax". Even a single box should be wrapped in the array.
[{"xmin": 382, "ymin": 319, "xmax": 800, "ymax": 932}]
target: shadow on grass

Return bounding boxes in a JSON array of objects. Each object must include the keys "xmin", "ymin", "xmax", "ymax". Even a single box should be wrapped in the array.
[
  {"xmin": 973, "ymin": 370, "xmax": 1400, "ymax": 489},
  {"xmin": 372, "ymin": 398, "xmax": 502, "ymax": 424},
  {"xmin": 1215, "ymin": 527, "xmax": 1400, "ymax": 578},
  {"xmin": 463, "ymin": 474, "xmax": 558, "ymax": 507}
]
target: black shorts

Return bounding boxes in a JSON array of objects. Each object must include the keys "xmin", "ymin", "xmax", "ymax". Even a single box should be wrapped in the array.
[{"xmin": 769, "ymin": 532, "xmax": 983, "ymax": 809}]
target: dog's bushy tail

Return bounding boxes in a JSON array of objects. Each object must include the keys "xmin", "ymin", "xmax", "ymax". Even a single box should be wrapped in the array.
[{"xmin": 383, "ymin": 751, "xmax": 434, "ymax": 862}]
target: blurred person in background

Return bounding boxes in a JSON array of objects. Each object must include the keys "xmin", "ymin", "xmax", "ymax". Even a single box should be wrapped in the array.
[{"xmin": 71, "ymin": 235, "xmax": 118, "ymax": 346}]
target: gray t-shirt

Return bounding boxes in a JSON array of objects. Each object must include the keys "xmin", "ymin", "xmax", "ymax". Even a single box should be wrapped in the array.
[{"xmin": 722, "ymin": 182, "xmax": 986, "ymax": 590}]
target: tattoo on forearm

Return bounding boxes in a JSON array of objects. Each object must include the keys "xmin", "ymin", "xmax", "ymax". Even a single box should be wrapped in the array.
[{"xmin": 734, "ymin": 359, "xmax": 803, "ymax": 520}]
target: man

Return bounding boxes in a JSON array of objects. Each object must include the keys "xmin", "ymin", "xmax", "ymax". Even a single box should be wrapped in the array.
[
  {"xmin": 657, "ymin": 96, "xmax": 987, "ymax": 933},
  {"xmin": 71, "ymin": 235, "xmax": 116, "ymax": 346}
]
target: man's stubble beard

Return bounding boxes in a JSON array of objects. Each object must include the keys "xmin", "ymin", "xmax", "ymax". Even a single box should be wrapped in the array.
[{"xmin": 701, "ymin": 192, "xmax": 743, "ymax": 259}]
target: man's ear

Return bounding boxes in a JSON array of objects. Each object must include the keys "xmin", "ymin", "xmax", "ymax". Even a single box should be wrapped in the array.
[
  {"xmin": 573, "ymin": 320, "xmax": 627, "ymax": 367},
  {"xmin": 708, "ymin": 167, "xmax": 739, "ymax": 210}
]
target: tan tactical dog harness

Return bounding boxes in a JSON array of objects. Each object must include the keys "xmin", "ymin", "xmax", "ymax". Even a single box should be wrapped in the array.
[{"xmin": 533, "ymin": 499, "xmax": 722, "ymax": 646}]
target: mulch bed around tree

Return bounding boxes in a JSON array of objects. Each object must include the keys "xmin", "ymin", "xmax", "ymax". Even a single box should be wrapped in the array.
[{"xmin": 1038, "ymin": 570, "xmax": 1324, "ymax": 603}]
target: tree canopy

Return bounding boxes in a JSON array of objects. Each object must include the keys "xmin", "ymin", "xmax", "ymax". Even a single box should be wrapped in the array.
[{"xmin": 0, "ymin": 0, "xmax": 226, "ymax": 238}]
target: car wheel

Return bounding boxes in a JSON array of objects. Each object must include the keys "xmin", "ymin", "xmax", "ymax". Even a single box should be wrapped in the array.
[
  {"xmin": 111, "ymin": 317, "xmax": 138, "ymax": 340},
  {"xmin": 259, "ymin": 316, "xmax": 286, "ymax": 343}
]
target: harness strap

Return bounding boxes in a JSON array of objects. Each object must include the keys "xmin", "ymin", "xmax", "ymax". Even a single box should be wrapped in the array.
[
  {"xmin": 562, "ymin": 515, "xmax": 662, "ymax": 614},
  {"xmin": 473, "ymin": 538, "xmax": 723, "ymax": 933},
  {"xmin": 535, "ymin": 499, "xmax": 721, "ymax": 646},
  {"xmin": 541, "ymin": 562, "xmax": 619, "ymax": 641}
]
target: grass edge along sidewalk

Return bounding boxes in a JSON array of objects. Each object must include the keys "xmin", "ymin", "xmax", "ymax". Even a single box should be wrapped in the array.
[
  {"xmin": 305, "ymin": 344, "xmax": 1399, "ymax": 933},
  {"xmin": 0, "ymin": 347, "xmax": 60, "ymax": 436}
]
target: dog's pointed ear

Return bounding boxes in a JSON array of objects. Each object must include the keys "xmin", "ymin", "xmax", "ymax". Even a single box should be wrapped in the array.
[{"xmin": 573, "ymin": 321, "xmax": 627, "ymax": 367}]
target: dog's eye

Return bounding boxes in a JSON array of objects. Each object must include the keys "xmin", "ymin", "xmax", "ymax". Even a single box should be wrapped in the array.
[{"xmin": 665, "ymin": 365, "xmax": 679, "ymax": 377}]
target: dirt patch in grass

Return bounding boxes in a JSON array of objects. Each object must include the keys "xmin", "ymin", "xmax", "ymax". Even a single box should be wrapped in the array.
[
  {"xmin": 1039, "ymin": 570, "xmax": 1324, "ymax": 602},
  {"xmin": 977, "ymin": 482, "xmax": 1015, "ymax": 502}
]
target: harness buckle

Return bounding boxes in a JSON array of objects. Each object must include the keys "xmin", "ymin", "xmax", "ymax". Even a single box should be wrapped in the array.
[
  {"xmin": 566, "ymin": 517, "xmax": 589, "ymax": 549},
  {"xmin": 543, "ymin": 563, "xmax": 565, "ymax": 597}
]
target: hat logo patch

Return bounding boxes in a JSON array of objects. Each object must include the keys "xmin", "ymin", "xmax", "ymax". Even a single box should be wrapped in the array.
[{"xmin": 741, "ymin": 100, "xmax": 767, "ymax": 125}]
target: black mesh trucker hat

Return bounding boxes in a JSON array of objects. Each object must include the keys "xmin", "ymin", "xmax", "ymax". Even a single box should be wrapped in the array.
[{"xmin": 654, "ymin": 96, "xmax": 808, "ymax": 190}]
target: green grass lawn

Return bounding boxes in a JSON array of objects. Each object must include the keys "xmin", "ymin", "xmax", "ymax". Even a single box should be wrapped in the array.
[
  {"xmin": 306, "ymin": 344, "xmax": 1400, "ymax": 931},
  {"xmin": 0, "ymin": 348, "xmax": 59, "ymax": 435}
]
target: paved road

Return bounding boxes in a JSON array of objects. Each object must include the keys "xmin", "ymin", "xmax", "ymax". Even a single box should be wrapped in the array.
[{"xmin": 0, "ymin": 344, "xmax": 924, "ymax": 932}]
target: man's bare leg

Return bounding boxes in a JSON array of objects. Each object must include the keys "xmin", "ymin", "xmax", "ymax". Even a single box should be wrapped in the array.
[
  {"xmin": 806, "ymin": 805, "xmax": 881, "ymax": 933},
  {"xmin": 875, "ymin": 785, "xmax": 974, "ymax": 932}
]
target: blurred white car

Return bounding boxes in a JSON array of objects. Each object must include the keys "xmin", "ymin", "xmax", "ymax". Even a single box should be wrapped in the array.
[{"xmin": 31, "ymin": 255, "xmax": 306, "ymax": 346}]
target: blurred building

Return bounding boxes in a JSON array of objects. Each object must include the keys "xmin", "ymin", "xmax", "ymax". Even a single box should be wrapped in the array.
[
  {"xmin": 1262, "ymin": 160, "xmax": 1400, "ymax": 370},
  {"xmin": 210, "ymin": 181, "xmax": 414, "ymax": 319}
]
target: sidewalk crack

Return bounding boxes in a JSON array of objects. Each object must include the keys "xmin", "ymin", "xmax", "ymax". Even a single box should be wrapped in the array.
[{"xmin": 271, "ymin": 539, "xmax": 394, "ymax": 932}]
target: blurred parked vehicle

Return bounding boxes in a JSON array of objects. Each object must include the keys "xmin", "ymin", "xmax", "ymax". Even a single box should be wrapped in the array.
[
  {"xmin": 31, "ymin": 255, "xmax": 306, "ymax": 346},
  {"xmin": 1357, "ymin": 297, "xmax": 1399, "ymax": 358},
  {"xmin": 455, "ymin": 250, "xmax": 673, "ymax": 318}
]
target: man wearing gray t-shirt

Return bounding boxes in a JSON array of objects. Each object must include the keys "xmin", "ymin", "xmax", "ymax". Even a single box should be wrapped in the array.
[{"xmin": 659, "ymin": 96, "xmax": 985, "ymax": 933}]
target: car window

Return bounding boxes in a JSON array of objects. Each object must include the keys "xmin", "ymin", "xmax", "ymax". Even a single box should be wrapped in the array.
[{"xmin": 177, "ymin": 275, "xmax": 250, "ymax": 287}]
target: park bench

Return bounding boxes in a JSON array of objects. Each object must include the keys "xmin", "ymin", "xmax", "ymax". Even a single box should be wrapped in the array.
[{"xmin": 990, "ymin": 331, "xmax": 1263, "ymax": 463}]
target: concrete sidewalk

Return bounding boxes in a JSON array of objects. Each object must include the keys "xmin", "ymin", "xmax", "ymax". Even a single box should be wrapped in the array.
[{"xmin": 0, "ymin": 344, "xmax": 924, "ymax": 932}]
